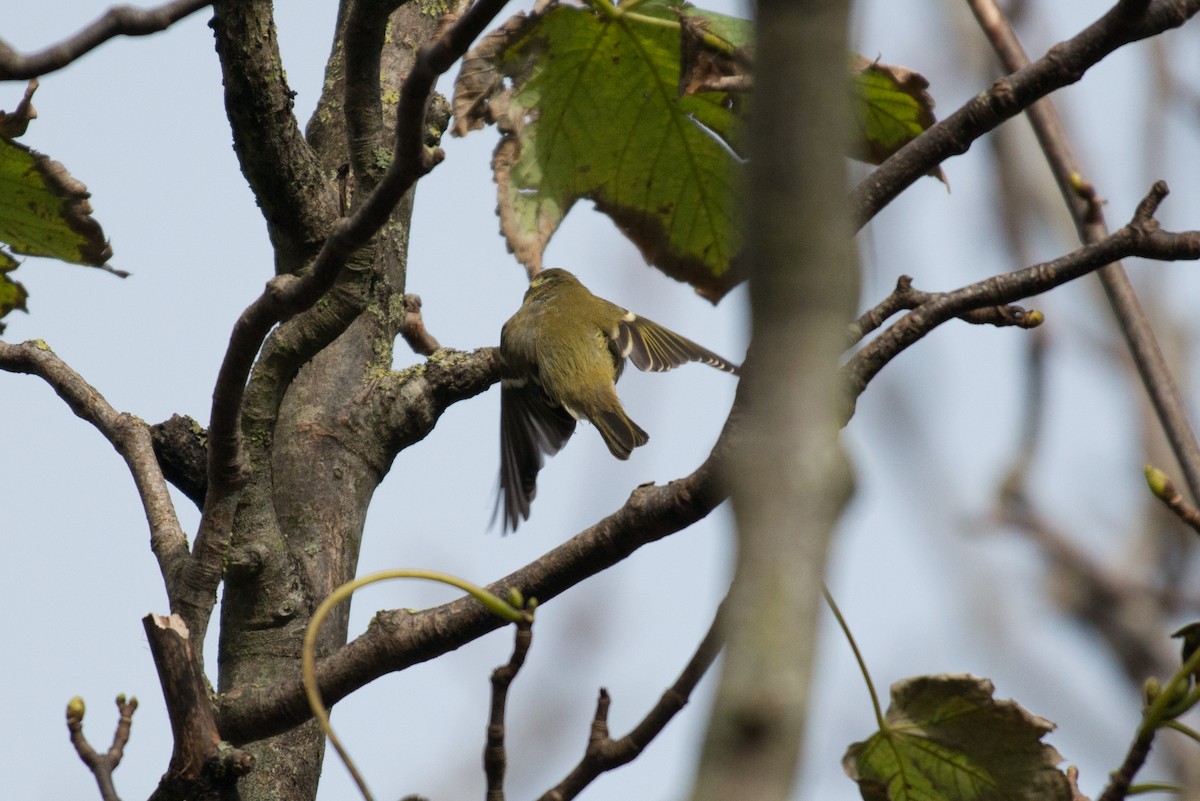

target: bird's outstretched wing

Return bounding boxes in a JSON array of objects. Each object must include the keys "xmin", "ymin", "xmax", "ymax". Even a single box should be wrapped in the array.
[
  {"xmin": 614, "ymin": 312, "xmax": 741, "ymax": 375},
  {"xmin": 496, "ymin": 379, "xmax": 577, "ymax": 533}
]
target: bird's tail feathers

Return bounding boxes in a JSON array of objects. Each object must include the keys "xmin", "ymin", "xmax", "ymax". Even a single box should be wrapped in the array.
[{"xmin": 592, "ymin": 409, "xmax": 649, "ymax": 459}]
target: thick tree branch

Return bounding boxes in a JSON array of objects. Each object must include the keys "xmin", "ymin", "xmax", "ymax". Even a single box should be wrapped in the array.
[
  {"xmin": 66, "ymin": 694, "xmax": 138, "ymax": 801},
  {"xmin": 343, "ymin": 0, "xmax": 400, "ymax": 192},
  {"xmin": 202, "ymin": 0, "xmax": 512, "ymax": 528},
  {"xmin": 0, "ymin": 341, "xmax": 191, "ymax": 602},
  {"xmin": 214, "ymin": 411, "xmax": 733, "ymax": 743},
  {"xmin": 210, "ymin": 0, "xmax": 339, "ymax": 274},
  {"xmin": 151, "ymin": 414, "xmax": 209, "ymax": 508},
  {"xmin": 967, "ymin": 0, "xmax": 1200, "ymax": 507},
  {"xmin": 0, "ymin": 0, "xmax": 211, "ymax": 80},
  {"xmin": 850, "ymin": 0, "xmax": 1200, "ymax": 228},
  {"xmin": 538, "ymin": 600, "xmax": 726, "ymax": 801},
  {"xmin": 845, "ymin": 183, "xmax": 1200, "ymax": 406},
  {"xmin": 144, "ymin": 614, "xmax": 253, "ymax": 801}
]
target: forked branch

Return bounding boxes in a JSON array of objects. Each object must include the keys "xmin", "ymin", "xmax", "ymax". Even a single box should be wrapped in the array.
[
  {"xmin": 966, "ymin": 0, "xmax": 1200, "ymax": 505},
  {"xmin": 538, "ymin": 601, "xmax": 726, "ymax": 801},
  {"xmin": 845, "ymin": 183, "xmax": 1200, "ymax": 405},
  {"xmin": 66, "ymin": 694, "xmax": 138, "ymax": 801}
]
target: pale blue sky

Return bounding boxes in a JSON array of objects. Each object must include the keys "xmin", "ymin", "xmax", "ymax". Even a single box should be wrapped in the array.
[{"xmin": 4, "ymin": 1, "xmax": 1199, "ymax": 800}]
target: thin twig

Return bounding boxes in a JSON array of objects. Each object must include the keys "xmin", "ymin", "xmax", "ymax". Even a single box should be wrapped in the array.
[
  {"xmin": 850, "ymin": 0, "xmax": 1200, "ymax": 228},
  {"xmin": 66, "ymin": 695, "xmax": 138, "ymax": 801},
  {"xmin": 0, "ymin": 0, "xmax": 211, "ymax": 79},
  {"xmin": 538, "ymin": 600, "xmax": 726, "ymax": 801},
  {"xmin": 844, "ymin": 183, "xmax": 1200, "ymax": 406},
  {"xmin": 1098, "ymin": 729, "xmax": 1155, "ymax": 801},
  {"xmin": 967, "ymin": 0, "xmax": 1200, "ymax": 507},
  {"xmin": 1145, "ymin": 467, "xmax": 1200, "ymax": 534},
  {"xmin": 484, "ymin": 617, "xmax": 534, "ymax": 801},
  {"xmin": 848, "ymin": 274, "xmax": 1041, "ymax": 347}
]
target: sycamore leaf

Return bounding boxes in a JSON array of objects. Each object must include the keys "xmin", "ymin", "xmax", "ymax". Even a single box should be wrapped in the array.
[
  {"xmin": 851, "ymin": 55, "xmax": 944, "ymax": 181},
  {"xmin": 843, "ymin": 675, "xmax": 1071, "ymax": 801},
  {"xmin": 0, "ymin": 250, "xmax": 27, "ymax": 335},
  {"xmin": 0, "ymin": 81, "xmax": 118, "ymax": 330},
  {"xmin": 675, "ymin": 14, "xmax": 941, "ymax": 180},
  {"xmin": 452, "ymin": 0, "xmax": 743, "ymax": 301}
]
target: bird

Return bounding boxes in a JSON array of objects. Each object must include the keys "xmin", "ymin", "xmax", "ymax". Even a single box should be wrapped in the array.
[{"xmin": 495, "ymin": 268, "xmax": 740, "ymax": 532}]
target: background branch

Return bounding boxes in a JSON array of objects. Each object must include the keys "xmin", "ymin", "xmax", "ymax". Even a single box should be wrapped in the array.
[
  {"xmin": 845, "ymin": 185, "xmax": 1200, "ymax": 405},
  {"xmin": 539, "ymin": 599, "xmax": 726, "ymax": 801},
  {"xmin": 484, "ymin": 618, "xmax": 534, "ymax": 801},
  {"xmin": 850, "ymin": 0, "xmax": 1200, "ymax": 228},
  {"xmin": 0, "ymin": 0, "xmax": 210, "ymax": 79},
  {"xmin": 967, "ymin": 0, "xmax": 1200, "ymax": 507}
]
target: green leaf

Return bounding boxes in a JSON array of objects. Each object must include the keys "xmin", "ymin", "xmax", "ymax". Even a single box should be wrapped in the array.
[
  {"xmin": 0, "ymin": 250, "xmax": 27, "ymax": 335},
  {"xmin": 843, "ymin": 675, "xmax": 1071, "ymax": 801},
  {"xmin": 851, "ymin": 55, "xmax": 943, "ymax": 181},
  {"xmin": 452, "ymin": 0, "xmax": 743, "ymax": 301},
  {"xmin": 0, "ymin": 137, "xmax": 114, "ymax": 267},
  {"xmin": 674, "ymin": 17, "xmax": 941, "ymax": 180},
  {"xmin": 0, "ymin": 81, "xmax": 117, "ymax": 330}
]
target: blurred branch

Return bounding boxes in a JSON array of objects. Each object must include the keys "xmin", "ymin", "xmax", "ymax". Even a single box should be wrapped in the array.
[
  {"xmin": 215, "ymin": 409, "xmax": 734, "ymax": 743},
  {"xmin": 0, "ymin": 341, "xmax": 193, "ymax": 609},
  {"xmin": 845, "ymin": 183, "xmax": 1200, "ymax": 407},
  {"xmin": 66, "ymin": 694, "xmax": 138, "ymax": 801},
  {"xmin": 851, "ymin": 0, "xmax": 1200, "ymax": 228},
  {"xmin": 0, "ymin": 0, "xmax": 210, "ymax": 80},
  {"xmin": 484, "ymin": 617, "xmax": 534, "ymax": 801},
  {"xmin": 692, "ymin": 0, "xmax": 856, "ymax": 799},
  {"xmin": 996, "ymin": 488, "xmax": 1172, "ymax": 683},
  {"xmin": 967, "ymin": 0, "xmax": 1200, "ymax": 509},
  {"xmin": 848, "ymin": 274, "xmax": 1041, "ymax": 347},
  {"xmin": 539, "ymin": 600, "xmax": 726, "ymax": 801}
]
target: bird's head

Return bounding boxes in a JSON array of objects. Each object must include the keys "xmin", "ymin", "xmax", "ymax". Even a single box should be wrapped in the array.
[{"xmin": 525, "ymin": 268, "xmax": 582, "ymax": 301}]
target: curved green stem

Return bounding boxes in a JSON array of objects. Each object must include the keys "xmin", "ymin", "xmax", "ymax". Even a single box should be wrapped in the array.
[
  {"xmin": 302, "ymin": 569, "xmax": 530, "ymax": 801},
  {"xmin": 1162, "ymin": 719, "xmax": 1200, "ymax": 746},
  {"xmin": 823, "ymin": 584, "xmax": 885, "ymax": 729},
  {"xmin": 1127, "ymin": 783, "xmax": 1183, "ymax": 796}
]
